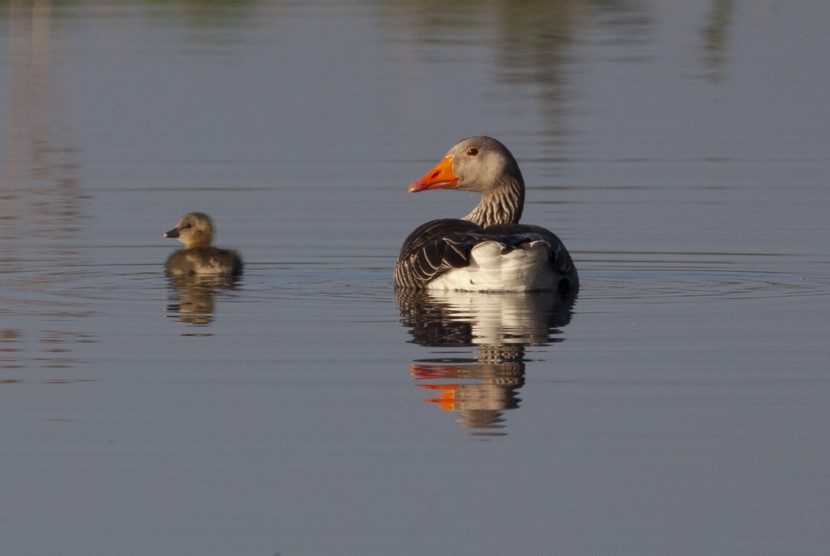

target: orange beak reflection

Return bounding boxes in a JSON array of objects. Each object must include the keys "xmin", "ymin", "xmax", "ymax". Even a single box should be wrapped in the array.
[
  {"xmin": 411, "ymin": 364, "xmax": 460, "ymax": 411},
  {"xmin": 409, "ymin": 155, "xmax": 458, "ymax": 192}
]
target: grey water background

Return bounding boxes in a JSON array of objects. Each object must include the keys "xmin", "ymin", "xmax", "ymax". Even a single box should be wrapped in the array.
[{"xmin": 2, "ymin": 1, "xmax": 829, "ymax": 554}]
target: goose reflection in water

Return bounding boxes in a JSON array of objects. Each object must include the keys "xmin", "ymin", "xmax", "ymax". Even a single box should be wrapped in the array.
[
  {"xmin": 165, "ymin": 275, "xmax": 239, "ymax": 327},
  {"xmin": 397, "ymin": 289, "xmax": 576, "ymax": 435}
]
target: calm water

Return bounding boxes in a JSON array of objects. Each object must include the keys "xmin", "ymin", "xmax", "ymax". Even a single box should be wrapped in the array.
[{"xmin": 2, "ymin": 1, "xmax": 829, "ymax": 554}]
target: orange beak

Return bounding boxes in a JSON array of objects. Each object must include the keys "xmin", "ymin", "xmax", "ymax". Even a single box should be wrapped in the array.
[{"xmin": 409, "ymin": 155, "xmax": 458, "ymax": 192}]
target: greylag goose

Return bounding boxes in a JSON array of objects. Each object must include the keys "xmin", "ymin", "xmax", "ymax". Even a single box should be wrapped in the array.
[
  {"xmin": 163, "ymin": 212, "xmax": 243, "ymax": 277},
  {"xmin": 394, "ymin": 136, "xmax": 578, "ymax": 292}
]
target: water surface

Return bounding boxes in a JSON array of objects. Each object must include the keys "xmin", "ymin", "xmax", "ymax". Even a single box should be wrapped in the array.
[{"xmin": 2, "ymin": 1, "xmax": 829, "ymax": 554}]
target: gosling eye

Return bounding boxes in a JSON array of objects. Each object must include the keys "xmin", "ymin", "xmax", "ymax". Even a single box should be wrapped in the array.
[{"xmin": 466, "ymin": 147, "xmax": 479, "ymax": 156}]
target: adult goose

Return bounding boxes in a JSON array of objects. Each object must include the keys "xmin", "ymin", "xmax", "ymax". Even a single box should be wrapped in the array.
[
  {"xmin": 163, "ymin": 212, "xmax": 243, "ymax": 277},
  {"xmin": 394, "ymin": 136, "xmax": 578, "ymax": 293}
]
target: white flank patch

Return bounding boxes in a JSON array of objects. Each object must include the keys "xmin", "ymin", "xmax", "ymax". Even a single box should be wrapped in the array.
[{"xmin": 427, "ymin": 240, "xmax": 554, "ymax": 292}]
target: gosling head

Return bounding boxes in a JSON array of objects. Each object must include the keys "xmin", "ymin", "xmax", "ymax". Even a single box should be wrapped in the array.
[{"xmin": 164, "ymin": 212, "xmax": 214, "ymax": 249}]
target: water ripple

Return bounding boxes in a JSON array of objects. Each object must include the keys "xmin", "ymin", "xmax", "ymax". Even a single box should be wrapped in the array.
[{"xmin": 579, "ymin": 251, "xmax": 828, "ymax": 302}]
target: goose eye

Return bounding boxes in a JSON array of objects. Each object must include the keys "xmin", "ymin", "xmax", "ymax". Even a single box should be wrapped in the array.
[{"xmin": 466, "ymin": 148, "xmax": 479, "ymax": 156}]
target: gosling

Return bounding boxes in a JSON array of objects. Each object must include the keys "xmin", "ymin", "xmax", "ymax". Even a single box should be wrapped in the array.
[{"xmin": 163, "ymin": 212, "xmax": 243, "ymax": 277}]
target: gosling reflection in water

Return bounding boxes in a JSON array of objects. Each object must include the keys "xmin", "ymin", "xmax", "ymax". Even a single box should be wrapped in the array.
[
  {"xmin": 397, "ymin": 289, "xmax": 575, "ymax": 435},
  {"xmin": 165, "ymin": 275, "xmax": 238, "ymax": 326}
]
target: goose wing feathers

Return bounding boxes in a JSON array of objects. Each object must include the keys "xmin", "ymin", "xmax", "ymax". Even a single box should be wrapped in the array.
[{"xmin": 394, "ymin": 219, "xmax": 483, "ymax": 289}]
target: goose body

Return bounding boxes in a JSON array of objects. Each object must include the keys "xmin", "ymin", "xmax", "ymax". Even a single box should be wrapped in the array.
[
  {"xmin": 164, "ymin": 212, "xmax": 243, "ymax": 277},
  {"xmin": 394, "ymin": 136, "xmax": 578, "ymax": 293}
]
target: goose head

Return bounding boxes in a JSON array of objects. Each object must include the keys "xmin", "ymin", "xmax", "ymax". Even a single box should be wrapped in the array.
[
  {"xmin": 408, "ymin": 136, "xmax": 526, "ymax": 227},
  {"xmin": 409, "ymin": 136, "xmax": 524, "ymax": 195}
]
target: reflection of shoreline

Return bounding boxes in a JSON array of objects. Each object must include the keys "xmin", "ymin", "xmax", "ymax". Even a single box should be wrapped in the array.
[
  {"xmin": 702, "ymin": 0, "xmax": 736, "ymax": 82},
  {"xmin": 2, "ymin": 1, "xmax": 90, "ymax": 374},
  {"xmin": 397, "ymin": 289, "xmax": 576, "ymax": 435},
  {"xmin": 165, "ymin": 275, "xmax": 240, "ymax": 328}
]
